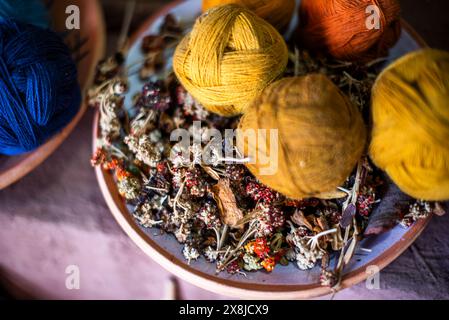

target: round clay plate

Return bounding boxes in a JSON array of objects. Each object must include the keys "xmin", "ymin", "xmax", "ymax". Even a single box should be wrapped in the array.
[
  {"xmin": 94, "ymin": 0, "xmax": 431, "ymax": 299},
  {"xmin": 0, "ymin": 0, "xmax": 105, "ymax": 190}
]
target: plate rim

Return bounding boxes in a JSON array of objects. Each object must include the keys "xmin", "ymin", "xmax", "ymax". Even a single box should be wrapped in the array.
[
  {"xmin": 0, "ymin": 0, "xmax": 106, "ymax": 190},
  {"xmin": 93, "ymin": 0, "xmax": 432, "ymax": 299}
]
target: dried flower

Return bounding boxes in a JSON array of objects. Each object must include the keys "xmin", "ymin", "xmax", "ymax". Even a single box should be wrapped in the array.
[
  {"xmin": 182, "ymin": 245, "xmax": 200, "ymax": 264},
  {"xmin": 134, "ymin": 201, "xmax": 161, "ymax": 228},
  {"xmin": 320, "ymin": 269, "xmax": 338, "ymax": 287},
  {"xmin": 243, "ymin": 254, "xmax": 263, "ymax": 271},
  {"xmin": 137, "ymin": 81, "xmax": 171, "ymax": 111},
  {"xmin": 117, "ymin": 174, "xmax": 141, "ymax": 200},
  {"xmin": 253, "ymin": 238, "xmax": 270, "ymax": 259},
  {"xmin": 286, "ymin": 223, "xmax": 324, "ymax": 270},
  {"xmin": 400, "ymin": 200, "xmax": 432, "ymax": 227},
  {"xmin": 261, "ymin": 257, "xmax": 276, "ymax": 272},
  {"xmin": 246, "ymin": 181, "xmax": 281, "ymax": 204},
  {"xmin": 254, "ymin": 203, "xmax": 285, "ymax": 237},
  {"xmin": 225, "ymin": 260, "xmax": 241, "ymax": 275},
  {"xmin": 197, "ymin": 201, "xmax": 221, "ymax": 229},
  {"xmin": 91, "ymin": 147, "xmax": 107, "ymax": 167},
  {"xmin": 357, "ymin": 186, "xmax": 376, "ymax": 217},
  {"xmin": 125, "ymin": 134, "xmax": 163, "ymax": 168},
  {"xmin": 204, "ymin": 246, "xmax": 219, "ymax": 262}
]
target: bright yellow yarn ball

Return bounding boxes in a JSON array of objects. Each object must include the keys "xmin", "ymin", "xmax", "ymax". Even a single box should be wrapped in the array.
[
  {"xmin": 202, "ymin": 0, "xmax": 296, "ymax": 32},
  {"xmin": 173, "ymin": 4, "xmax": 289, "ymax": 117},
  {"xmin": 370, "ymin": 49, "xmax": 449, "ymax": 201},
  {"xmin": 237, "ymin": 75, "xmax": 367, "ymax": 200}
]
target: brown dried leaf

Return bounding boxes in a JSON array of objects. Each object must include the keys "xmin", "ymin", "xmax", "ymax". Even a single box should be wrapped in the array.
[
  {"xmin": 160, "ymin": 14, "xmax": 183, "ymax": 35},
  {"xmin": 317, "ymin": 215, "xmax": 329, "ymax": 231},
  {"xmin": 291, "ymin": 210, "xmax": 314, "ymax": 231},
  {"xmin": 212, "ymin": 179, "xmax": 244, "ymax": 229},
  {"xmin": 141, "ymin": 35, "xmax": 166, "ymax": 52},
  {"xmin": 140, "ymin": 51, "xmax": 164, "ymax": 80}
]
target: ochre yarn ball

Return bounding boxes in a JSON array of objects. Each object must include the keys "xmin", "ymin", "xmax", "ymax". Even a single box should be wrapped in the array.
[
  {"xmin": 297, "ymin": 0, "xmax": 401, "ymax": 62},
  {"xmin": 173, "ymin": 4, "xmax": 288, "ymax": 117},
  {"xmin": 202, "ymin": 0, "xmax": 296, "ymax": 33},
  {"xmin": 370, "ymin": 49, "xmax": 449, "ymax": 201},
  {"xmin": 237, "ymin": 75, "xmax": 367, "ymax": 199}
]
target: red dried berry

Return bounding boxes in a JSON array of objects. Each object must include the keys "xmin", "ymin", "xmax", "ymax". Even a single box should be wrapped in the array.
[{"xmin": 226, "ymin": 260, "xmax": 241, "ymax": 275}]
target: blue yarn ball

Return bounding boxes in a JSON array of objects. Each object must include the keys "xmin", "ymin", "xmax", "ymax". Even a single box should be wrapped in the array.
[
  {"xmin": 0, "ymin": 18, "xmax": 81, "ymax": 155},
  {"xmin": 0, "ymin": 0, "xmax": 49, "ymax": 28}
]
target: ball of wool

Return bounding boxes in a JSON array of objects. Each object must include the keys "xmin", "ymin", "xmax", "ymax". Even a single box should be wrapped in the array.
[
  {"xmin": 297, "ymin": 0, "xmax": 401, "ymax": 62},
  {"xmin": 0, "ymin": 19, "xmax": 81, "ymax": 155},
  {"xmin": 370, "ymin": 49, "xmax": 449, "ymax": 201},
  {"xmin": 173, "ymin": 4, "xmax": 288, "ymax": 117},
  {"xmin": 202, "ymin": 0, "xmax": 296, "ymax": 33},
  {"xmin": 0, "ymin": 0, "xmax": 49, "ymax": 28},
  {"xmin": 237, "ymin": 75, "xmax": 367, "ymax": 200}
]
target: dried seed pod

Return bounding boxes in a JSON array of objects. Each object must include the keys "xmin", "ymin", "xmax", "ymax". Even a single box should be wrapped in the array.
[{"xmin": 237, "ymin": 75, "xmax": 367, "ymax": 199}]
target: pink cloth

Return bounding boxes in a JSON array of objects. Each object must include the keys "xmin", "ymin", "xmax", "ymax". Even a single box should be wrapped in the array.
[{"xmin": 0, "ymin": 109, "xmax": 448, "ymax": 300}]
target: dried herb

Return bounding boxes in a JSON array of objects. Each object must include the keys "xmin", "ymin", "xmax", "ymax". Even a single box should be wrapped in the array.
[{"xmin": 88, "ymin": 14, "xmax": 441, "ymax": 286}]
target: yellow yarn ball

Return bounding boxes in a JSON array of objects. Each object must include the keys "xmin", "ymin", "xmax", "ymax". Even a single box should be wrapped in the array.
[
  {"xmin": 173, "ymin": 4, "xmax": 288, "ymax": 117},
  {"xmin": 370, "ymin": 49, "xmax": 449, "ymax": 201},
  {"xmin": 202, "ymin": 0, "xmax": 296, "ymax": 32},
  {"xmin": 237, "ymin": 75, "xmax": 367, "ymax": 199}
]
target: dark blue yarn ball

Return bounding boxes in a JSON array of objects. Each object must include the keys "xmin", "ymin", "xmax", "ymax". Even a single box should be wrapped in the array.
[{"xmin": 0, "ymin": 18, "xmax": 81, "ymax": 155}]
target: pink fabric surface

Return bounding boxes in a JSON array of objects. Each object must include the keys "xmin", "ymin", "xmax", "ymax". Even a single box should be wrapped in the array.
[{"xmin": 0, "ymin": 109, "xmax": 449, "ymax": 300}]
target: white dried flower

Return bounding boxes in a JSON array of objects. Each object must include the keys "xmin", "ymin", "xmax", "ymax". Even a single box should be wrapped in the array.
[
  {"xmin": 243, "ymin": 254, "xmax": 262, "ymax": 271},
  {"xmin": 134, "ymin": 202, "xmax": 161, "ymax": 228},
  {"xmin": 287, "ymin": 224, "xmax": 323, "ymax": 270},
  {"xmin": 204, "ymin": 246, "xmax": 218, "ymax": 262},
  {"xmin": 175, "ymin": 223, "xmax": 191, "ymax": 243},
  {"xmin": 183, "ymin": 245, "xmax": 200, "ymax": 264}
]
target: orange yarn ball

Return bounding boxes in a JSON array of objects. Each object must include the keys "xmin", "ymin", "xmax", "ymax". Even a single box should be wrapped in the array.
[
  {"xmin": 202, "ymin": 0, "xmax": 296, "ymax": 32},
  {"xmin": 297, "ymin": 0, "xmax": 401, "ymax": 62}
]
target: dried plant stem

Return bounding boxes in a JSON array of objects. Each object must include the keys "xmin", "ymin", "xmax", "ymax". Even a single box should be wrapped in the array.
[
  {"xmin": 332, "ymin": 160, "xmax": 364, "ymax": 291},
  {"xmin": 217, "ymin": 221, "xmax": 258, "ymax": 273}
]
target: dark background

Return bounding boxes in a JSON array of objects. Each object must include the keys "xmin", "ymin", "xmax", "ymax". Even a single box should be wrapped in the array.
[{"xmin": 101, "ymin": 0, "xmax": 449, "ymax": 51}]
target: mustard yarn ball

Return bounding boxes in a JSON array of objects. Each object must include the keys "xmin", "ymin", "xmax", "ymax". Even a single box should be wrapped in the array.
[
  {"xmin": 202, "ymin": 0, "xmax": 296, "ymax": 33},
  {"xmin": 173, "ymin": 4, "xmax": 289, "ymax": 117},
  {"xmin": 237, "ymin": 75, "xmax": 367, "ymax": 199},
  {"xmin": 370, "ymin": 49, "xmax": 449, "ymax": 201}
]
